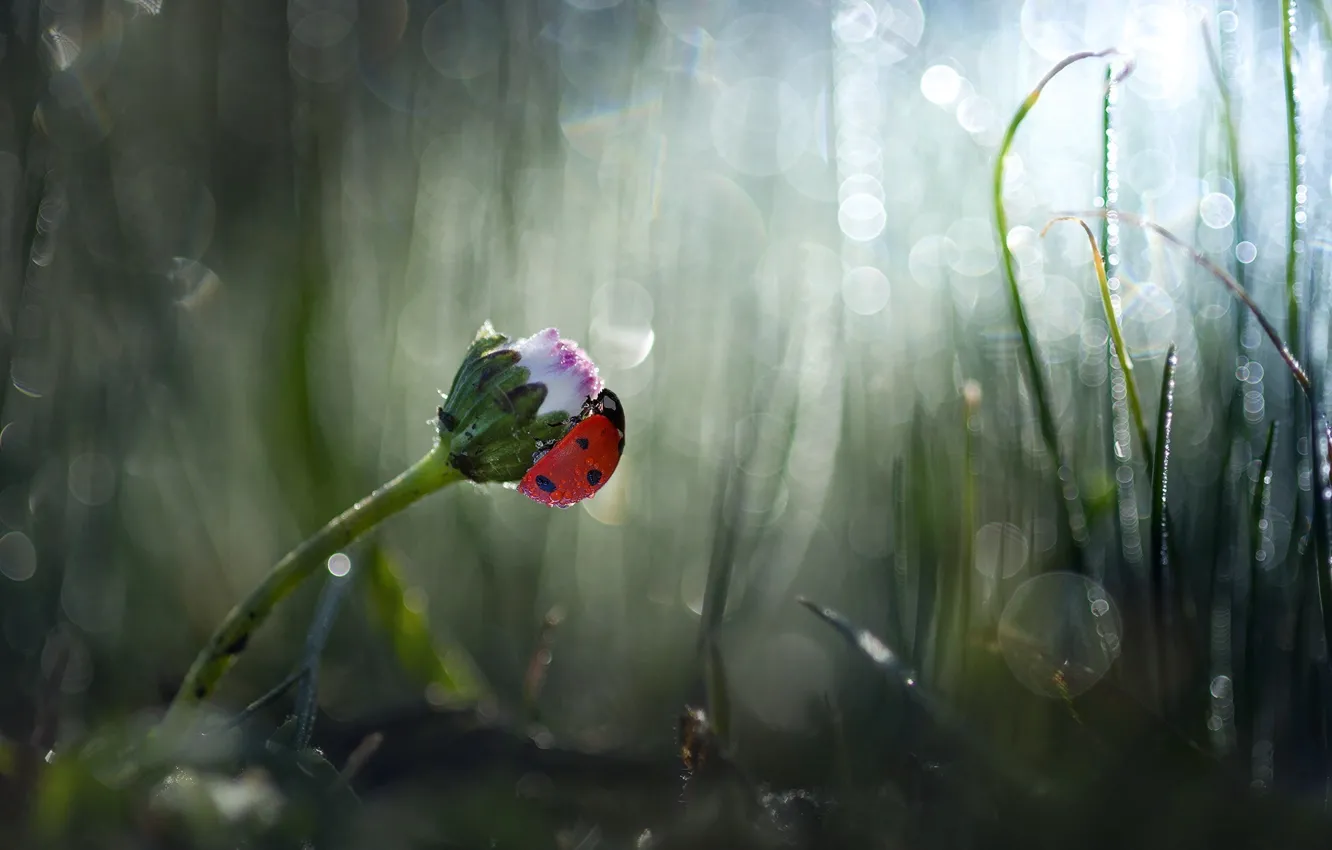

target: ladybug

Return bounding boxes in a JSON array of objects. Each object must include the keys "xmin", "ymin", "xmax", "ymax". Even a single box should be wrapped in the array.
[{"xmin": 518, "ymin": 388, "xmax": 625, "ymax": 508}]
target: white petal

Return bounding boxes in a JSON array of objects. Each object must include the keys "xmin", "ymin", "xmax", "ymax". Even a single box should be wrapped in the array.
[{"xmin": 508, "ymin": 328, "xmax": 603, "ymax": 416}]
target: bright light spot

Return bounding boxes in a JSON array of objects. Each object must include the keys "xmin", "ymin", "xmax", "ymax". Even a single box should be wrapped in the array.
[
  {"xmin": 327, "ymin": 553, "xmax": 351, "ymax": 577},
  {"xmin": 920, "ymin": 65, "xmax": 962, "ymax": 105},
  {"xmin": 838, "ymin": 173, "xmax": 885, "ymax": 204},
  {"xmin": 946, "ymin": 217, "xmax": 997, "ymax": 277},
  {"xmin": 1199, "ymin": 192, "xmax": 1236, "ymax": 229},
  {"xmin": 857, "ymin": 630, "xmax": 893, "ymax": 665},
  {"xmin": 68, "ymin": 453, "xmax": 116, "ymax": 507},
  {"xmin": 1020, "ymin": 0, "xmax": 1085, "ymax": 61},
  {"xmin": 841, "ymin": 266, "xmax": 890, "ymax": 316},
  {"xmin": 838, "ymin": 193, "xmax": 886, "ymax": 241},
  {"xmin": 1236, "ymin": 241, "xmax": 1257, "ymax": 264},
  {"xmin": 590, "ymin": 280, "xmax": 655, "ymax": 369},
  {"xmin": 1218, "ymin": 11, "xmax": 1239, "ymax": 32},
  {"xmin": 998, "ymin": 572, "xmax": 1122, "ymax": 698},
  {"xmin": 0, "ymin": 531, "xmax": 36, "ymax": 582},
  {"xmin": 1006, "ymin": 225, "xmax": 1043, "ymax": 269},
  {"xmin": 974, "ymin": 522, "xmax": 1029, "ymax": 578},
  {"xmin": 833, "ymin": 2, "xmax": 877, "ymax": 44}
]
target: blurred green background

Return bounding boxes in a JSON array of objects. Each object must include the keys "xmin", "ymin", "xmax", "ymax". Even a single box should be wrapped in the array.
[{"xmin": 6, "ymin": 0, "xmax": 1332, "ymax": 847}]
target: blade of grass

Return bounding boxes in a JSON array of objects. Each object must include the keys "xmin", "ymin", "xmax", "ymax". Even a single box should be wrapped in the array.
[
  {"xmin": 696, "ymin": 461, "xmax": 744, "ymax": 747},
  {"xmin": 294, "ymin": 569, "xmax": 354, "ymax": 749},
  {"xmin": 1099, "ymin": 64, "xmax": 1114, "ymax": 268},
  {"xmin": 994, "ymin": 50, "xmax": 1128, "ymax": 557},
  {"xmin": 1310, "ymin": 415, "xmax": 1332, "ymax": 729},
  {"xmin": 1063, "ymin": 210, "xmax": 1310, "ymax": 396},
  {"xmin": 1281, "ymin": 0, "xmax": 1302, "ymax": 359},
  {"xmin": 1042, "ymin": 217, "xmax": 1152, "ymax": 463},
  {"xmin": 1245, "ymin": 421, "xmax": 1278, "ymax": 761},
  {"xmin": 1150, "ymin": 344, "xmax": 1178, "ymax": 717},
  {"xmin": 796, "ymin": 597, "xmax": 1062, "ymax": 801}
]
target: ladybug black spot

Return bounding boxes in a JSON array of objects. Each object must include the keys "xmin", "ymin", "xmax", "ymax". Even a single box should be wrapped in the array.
[
  {"xmin": 586, "ymin": 469, "xmax": 603, "ymax": 486},
  {"xmin": 535, "ymin": 475, "xmax": 557, "ymax": 493},
  {"xmin": 575, "ymin": 437, "xmax": 589, "ymax": 450}
]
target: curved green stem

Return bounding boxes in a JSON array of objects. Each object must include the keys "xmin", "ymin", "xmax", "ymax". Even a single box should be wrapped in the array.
[
  {"xmin": 994, "ymin": 49, "xmax": 1124, "ymax": 556},
  {"xmin": 155, "ymin": 441, "xmax": 463, "ymax": 745}
]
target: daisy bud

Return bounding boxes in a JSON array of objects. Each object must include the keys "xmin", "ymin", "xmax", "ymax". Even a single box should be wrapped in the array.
[{"xmin": 437, "ymin": 323, "xmax": 603, "ymax": 484}]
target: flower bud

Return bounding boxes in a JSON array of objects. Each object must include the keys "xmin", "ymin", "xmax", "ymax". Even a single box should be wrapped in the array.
[{"xmin": 437, "ymin": 323, "xmax": 603, "ymax": 483}]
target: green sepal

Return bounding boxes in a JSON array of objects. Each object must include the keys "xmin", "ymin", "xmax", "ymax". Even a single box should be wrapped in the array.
[{"xmin": 437, "ymin": 325, "xmax": 584, "ymax": 483}]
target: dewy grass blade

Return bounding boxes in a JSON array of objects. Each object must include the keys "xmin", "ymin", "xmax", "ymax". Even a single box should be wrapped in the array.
[
  {"xmin": 1150, "ymin": 344, "xmax": 1177, "ymax": 716},
  {"xmin": 1043, "ymin": 217, "xmax": 1152, "ymax": 464},
  {"xmin": 1281, "ymin": 0, "xmax": 1302, "ymax": 359},
  {"xmin": 795, "ymin": 597, "xmax": 1062, "ymax": 801},
  {"xmin": 994, "ymin": 49, "xmax": 1126, "ymax": 556},
  {"xmin": 1245, "ymin": 421, "xmax": 1278, "ymax": 754},
  {"xmin": 1099, "ymin": 64, "xmax": 1114, "ymax": 269},
  {"xmin": 1309, "ymin": 415, "xmax": 1332, "ymax": 711}
]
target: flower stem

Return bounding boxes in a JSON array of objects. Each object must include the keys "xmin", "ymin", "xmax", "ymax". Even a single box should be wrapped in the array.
[{"xmin": 155, "ymin": 442, "xmax": 462, "ymax": 745}]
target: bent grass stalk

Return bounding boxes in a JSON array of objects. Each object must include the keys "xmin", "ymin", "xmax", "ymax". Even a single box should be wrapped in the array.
[
  {"xmin": 1042, "ymin": 217, "xmax": 1152, "ymax": 463},
  {"xmin": 1064, "ymin": 209, "xmax": 1310, "ymax": 395},
  {"xmin": 154, "ymin": 441, "xmax": 464, "ymax": 747},
  {"xmin": 995, "ymin": 49, "xmax": 1129, "ymax": 555}
]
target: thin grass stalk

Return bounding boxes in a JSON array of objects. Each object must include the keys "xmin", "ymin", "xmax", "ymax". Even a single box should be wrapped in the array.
[
  {"xmin": 696, "ymin": 461, "xmax": 744, "ymax": 746},
  {"xmin": 993, "ymin": 49, "xmax": 1126, "ymax": 557},
  {"xmin": 1099, "ymin": 64, "xmax": 1113, "ymax": 269},
  {"xmin": 1317, "ymin": 0, "xmax": 1332, "ymax": 46},
  {"xmin": 1281, "ymin": 0, "xmax": 1302, "ymax": 359},
  {"xmin": 1150, "ymin": 344, "xmax": 1178, "ymax": 716},
  {"xmin": 1043, "ymin": 217, "xmax": 1152, "ymax": 462}
]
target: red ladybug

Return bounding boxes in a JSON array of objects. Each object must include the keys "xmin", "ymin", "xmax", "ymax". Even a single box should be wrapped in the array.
[{"xmin": 518, "ymin": 389, "xmax": 625, "ymax": 508}]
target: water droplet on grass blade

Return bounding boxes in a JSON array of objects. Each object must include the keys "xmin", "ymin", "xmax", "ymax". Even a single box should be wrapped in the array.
[{"xmin": 1199, "ymin": 192, "xmax": 1236, "ymax": 228}]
